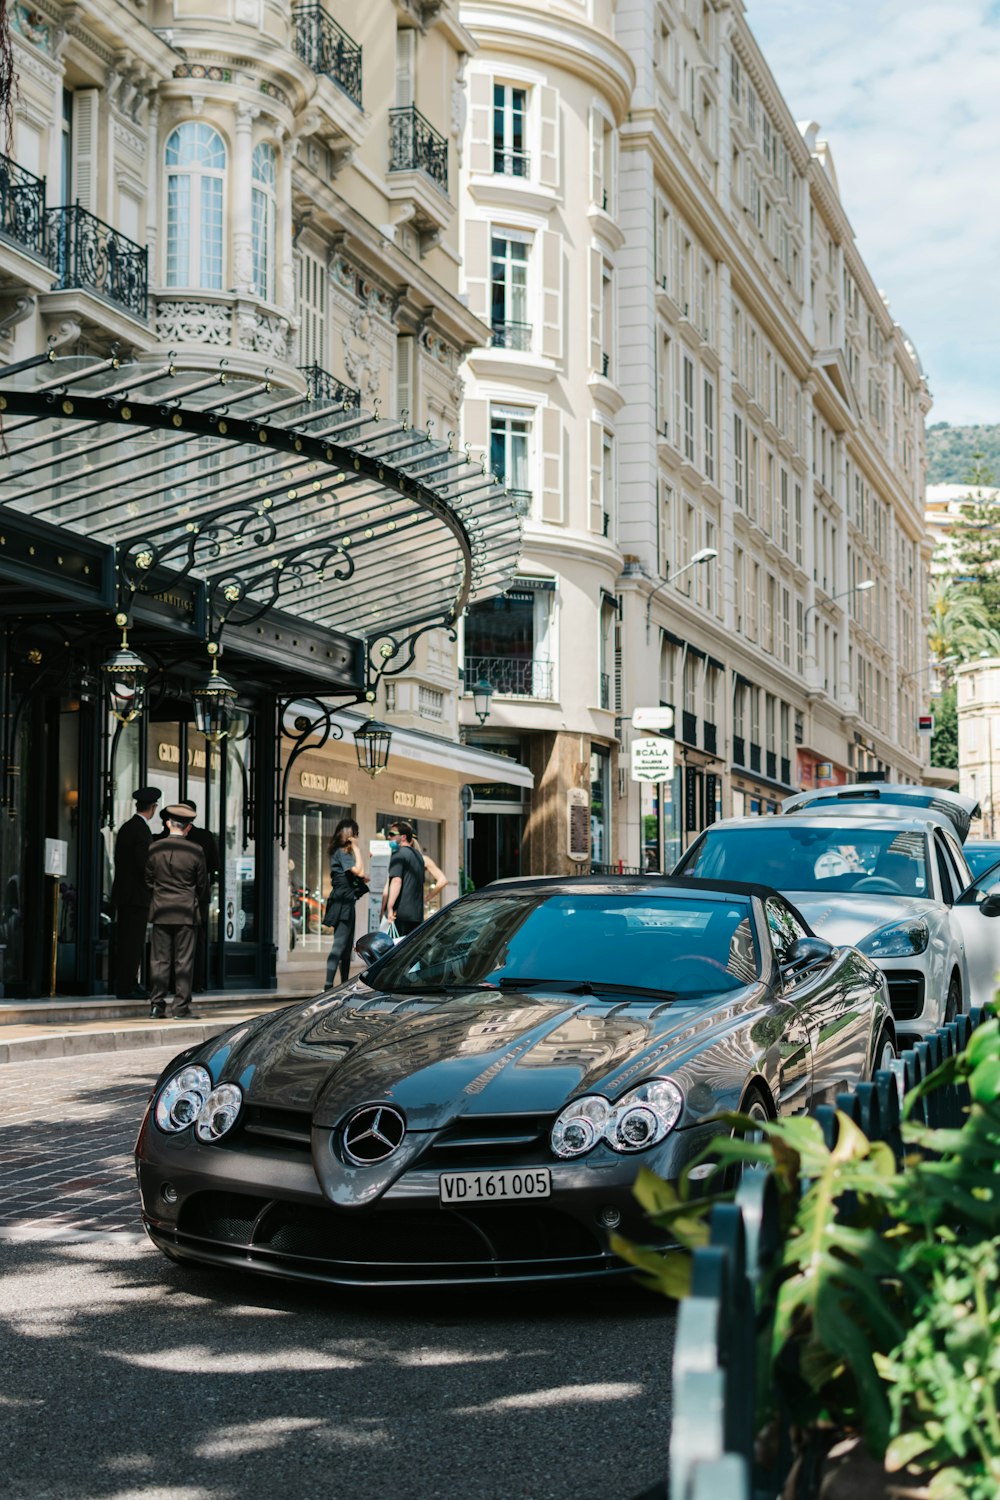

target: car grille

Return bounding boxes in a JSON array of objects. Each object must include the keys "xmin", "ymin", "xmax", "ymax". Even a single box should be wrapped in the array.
[
  {"xmin": 220, "ymin": 1105, "xmax": 312, "ymax": 1154},
  {"xmin": 175, "ymin": 1190, "xmax": 627, "ymax": 1281},
  {"xmin": 886, "ymin": 971, "xmax": 925, "ymax": 1022},
  {"xmin": 422, "ymin": 1113, "xmax": 556, "ymax": 1167}
]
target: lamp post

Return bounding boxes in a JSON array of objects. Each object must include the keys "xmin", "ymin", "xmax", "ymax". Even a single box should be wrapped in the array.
[
  {"xmin": 460, "ymin": 783, "xmax": 474, "ymax": 893},
  {"xmin": 353, "ymin": 716, "xmax": 393, "ymax": 778},
  {"xmin": 192, "ymin": 646, "xmax": 239, "ymax": 743},
  {"xmin": 100, "ymin": 613, "xmax": 149, "ymax": 725},
  {"xmin": 644, "ymin": 547, "xmax": 719, "ymax": 641},
  {"xmin": 471, "ymin": 676, "xmax": 493, "ymax": 725},
  {"xmin": 804, "ymin": 578, "xmax": 875, "ymax": 674}
]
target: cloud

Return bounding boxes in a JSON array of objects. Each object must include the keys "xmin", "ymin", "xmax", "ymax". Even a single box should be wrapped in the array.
[{"xmin": 746, "ymin": 0, "xmax": 1000, "ymax": 424}]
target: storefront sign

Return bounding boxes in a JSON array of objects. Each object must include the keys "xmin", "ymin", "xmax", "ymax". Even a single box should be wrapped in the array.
[
  {"xmin": 299, "ymin": 771, "xmax": 351, "ymax": 796},
  {"xmin": 567, "ymin": 788, "xmax": 589, "ymax": 861},
  {"xmin": 631, "ymin": 737, "xmax": 676, "ymax": 782},
  {"xmin": 393, "ymin": 790, "xmax": 434, "ymax": 812},
  {"xmin": 158, "ymin": 743, "xmax": 209, "ymax": 770},
  {"xmin": 816, "ymin": 762, "xmax": 833, "ymax": 780},
  {"xmin": 633, "ymin": 706, "xmax": 675, "ymax": 733},
  {"xmin": 918, "ymin": 715, "xmax": 934, "ymax": 734}
]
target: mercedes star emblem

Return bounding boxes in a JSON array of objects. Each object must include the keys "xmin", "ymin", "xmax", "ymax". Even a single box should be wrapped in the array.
[{"xmin": 342, "ymin": 1104, "xmax": 406, "ymax": 1165}]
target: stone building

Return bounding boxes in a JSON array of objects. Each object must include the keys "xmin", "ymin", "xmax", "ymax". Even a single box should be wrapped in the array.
[{"xmin": 456, "ymin": 0, "xmax": 932, "ymax": 878}]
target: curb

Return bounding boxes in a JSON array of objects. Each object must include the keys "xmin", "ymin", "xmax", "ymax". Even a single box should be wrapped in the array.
[{"xmin": 0, "ymin": 1013, "xmax": 277, "ymax": 1066}]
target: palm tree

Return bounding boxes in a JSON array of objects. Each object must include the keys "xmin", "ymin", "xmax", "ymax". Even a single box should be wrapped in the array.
[{"xmin": 927, "ymin": 578, "xmax": 994, "ymax": 668}]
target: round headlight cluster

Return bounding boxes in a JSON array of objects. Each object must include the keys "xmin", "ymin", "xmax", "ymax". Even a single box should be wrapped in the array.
[
  {"xmin": 153, "ymin": 1065, "xmax": 243, "ymax": 1143},
  {"xmin": 550, "ymin": 1078, "xmax": 684, "ymax": 1159}
]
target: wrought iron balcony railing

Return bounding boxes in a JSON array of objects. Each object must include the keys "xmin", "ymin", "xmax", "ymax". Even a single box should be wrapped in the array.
[
  {"xmin": 601, "ymin": 350, "xmax": 611, "ymax": 377},
  {"xmin": 600, "ymin": 672, "xmax": 610, "ymax": 710},
  {"xmin": 292, "ymin": 4, "xmax": 362, "ymax": 107},
  {"xmin": 389, "ymin": 105, "xmax": 448, "ymax": 193},
  {"xmin": 299, "ymin": 363, "xmax": 360, "ymax": 408},
  {"xmin": 46, "ymin": 204, "xmax": 148, "ymax": 319},
  {"xmin": 703, "ymin": 720, "xmax": 717, "ymax": 756},
  {"xmin": 464, "ymin": 655, "xmax": 554, "ymax": 700},
  {"xmin": 493, "ymin": 149, "xmax": 530, "ymax": 177},
  {"xmin": 507, "ymin": 489, "xmax": 532, "ymax": 517},
  {"xmin": 0, "ymin": 152, "xmax": 46, "ymax": 258},
  {"xmin": 490, "ymin": 320, "xmax": 532, "ymax": 351},
  {"xmin": 681, "ymin": 710, "xmax": 698, "ymax": 746}
]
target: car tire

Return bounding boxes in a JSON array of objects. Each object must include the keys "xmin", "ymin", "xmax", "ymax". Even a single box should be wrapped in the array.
[
  {"xmin": 944, "ymin": 973, "xmax": 961, "ymax": 1026},
  {"xmin": 720, "ymin": 1083, "xmax": 773, "ymax": 1190},
  {"xmin": 871, "ymin": 1021, "xmax": 895, "ymax": 1077}
]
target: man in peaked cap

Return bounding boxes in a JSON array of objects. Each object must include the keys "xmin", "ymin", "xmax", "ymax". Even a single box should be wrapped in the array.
[
  {"xmin": 111, "ymin": 785, "xmax": 162, "ymax": 999},
  {"xmin": 151, "ymin": 798, "xmax": 219, "ymax": 990},
  {"xmin": 145, "ymin": 804, "xmax": 209, "ymax": 1019}
]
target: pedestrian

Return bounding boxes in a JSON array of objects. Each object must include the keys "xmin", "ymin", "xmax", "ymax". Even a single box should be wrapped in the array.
[
  {"xmin": 145, "ymin": 804, "xmax": 209, "ymax": 1019},
  {"xmin": 152, "ymin": 798, "xmax": 219, "ymax": 991},
  {"xmin": 324, "ymin": 818, "xmax": 367, "ymax": 987},
  {"xmin": 111, "ymin": 785, "xmax": 162, "ymax": 998},
  {"xmin": 412, "ymin": 836, "xmax": 449, "ymax": 908},
  {"xmin": 380, "ymin": 820, "xmax": 425, "ymax": 936}
]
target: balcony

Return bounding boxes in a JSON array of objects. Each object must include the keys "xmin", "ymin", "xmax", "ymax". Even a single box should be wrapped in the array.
[
  {"xmin": 46, "ymin": 205, "xmax": 147, "ymax": 320},
  {"xmin": 750, "ymin": 742, "xmax": 762, "ymax": 773},
  {"xmin": 733, "ymin": 735, "xmax": 745, "ymax": 766},
  {"xmin": 465, "ymin": 655, "xmax": 554, "ymax": 701},
  {"xmin": 602, "ymin": 350, "xmax": 611, "ymax": 377},
  {"xmin": 494, "ymin": 150, "xmax": 530, "ymax": 178},
  {"xmin": 599, "ymin": 672, "xmax": 610, "ymax": 710},
  {"xmin": 681, "ymin": 710, "xmax": 697, "ymax": 746},
  {"xmin": 781, "ymin": 756, "xmax": 791, "ymax": 785},
  {"xmin": 0, "ymin": 153, "xmax": 46, "ymax": 260},
  {"xmin": 491, "ymin": 320, "xmax": 532, "ymax": 351},
  {"xmin": 292, "ymin": 5, "xmax": 363, "ymax": 107},
  {"xmin": 299, "ymin": 363, "xmax": 360, "ymax": 408},
  {"xmin": 766, "ymin": 750, "xmax": 777, "ymax": 781},
  {"xmin": 389, "ymin": 105, "xmax": 448, "ymax": 194},
  {"xmin": 703, "ymin": 720, "xmax": 717, "ymax": 756}
]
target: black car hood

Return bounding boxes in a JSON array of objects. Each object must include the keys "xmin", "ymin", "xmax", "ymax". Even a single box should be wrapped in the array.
[{"xmin": 207, "ymin": 980, "xmax": 750, "ymax": 1128}]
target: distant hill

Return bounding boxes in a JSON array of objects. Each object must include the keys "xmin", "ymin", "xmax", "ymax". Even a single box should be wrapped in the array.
[{"xmin": 926, "ymin": 423, "xmax": 1000, "ymax": 484}]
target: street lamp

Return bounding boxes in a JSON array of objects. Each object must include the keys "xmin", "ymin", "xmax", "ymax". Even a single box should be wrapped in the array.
[
  {"xmin": 898, "ymin": 654, "xmax": 958, "ymax": 686},
  {"xmin": 471, "ymin": 676, "xmax": 494, "ymax": 725},
  {"xmin": 644, "ymin": 547, "xmax": 719, "ymax": 640},
  {"xmin": 100, "ymin": 613, "xmax": 149, "ymax": 725},
  {"xmin": 460, "ymin": 784, "xmax": 474, "ymax": 893},
  {"xmin": 804, "ymin": 579, "xmax": 875, "ymax": 668},
  {"xmin": 192, "ymin": 646, "xmax": 239, "ymax": 743},
  {"xmin": 353, "ymin": 716, "xmax": 393, "ymax": 778}
]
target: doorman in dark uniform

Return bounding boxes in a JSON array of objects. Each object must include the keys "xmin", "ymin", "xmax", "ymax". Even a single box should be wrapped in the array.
[
  {"xmin": 151, "ymin": 798, "xmax": 219, "ymax": 991},
  {"xmin": 111, "ymin": 786, "xmax": 162, "ymax": 998},
  {"xmin": 145, "ymin": 805, "xmax": 209, "ymax": 1019}
]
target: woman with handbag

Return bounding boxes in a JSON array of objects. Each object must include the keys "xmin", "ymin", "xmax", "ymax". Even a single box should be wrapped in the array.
[{"xmin": 324, "ymin": 819, "xmax": 368, "ymax": 987}]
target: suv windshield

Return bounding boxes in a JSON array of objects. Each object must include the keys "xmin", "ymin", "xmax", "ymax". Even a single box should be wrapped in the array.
[
  {"xmin": 368, "ymin": 892, "xmax": 759, "ymax": 997},
  {"xmin": 680, "ymin": 824, "xmax": 929, "ymax": 897}
]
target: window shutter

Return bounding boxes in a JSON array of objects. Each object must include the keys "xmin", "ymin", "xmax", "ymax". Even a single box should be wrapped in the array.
[
  {"xmin": 395, "ymin": 334, "xmax": 414, "ymax": 422},
  {"xmin": 463, "ymin": 397, "xmax": 488, "ymax": 467},
  {"xmin": 541, "ymin": 405, "xmax": 562, "ymax": 523},
  {"xmin": 72, "ymin": 89, "xmax": 101, "ymax": 213},
  {"xmin": 463, "ymin": 219, "xmax": 490, "ymax": 322},
  {"xmin": 541, "ymin": 230, "xmax": 562, "ymax": 361},
  {"xmin": 395, "ymin": 29, "xmax": 416, "ymax": 107},
  {"xmin": 469, "ymin": 71, "xmax": 493, "ymax": 175},
  {"xmin": 589, "ymin": 419, "xmax": 604, "ymax": 533},
  {"xmin": 589, "ymin": 246, "xmax": 602, "ymax": 371},
  {"xmin": 589, "ymin": 107, "xmax": 603, "ymax": 206},
  {"xmin": 538, "ymin": 86, "xmax": 560, "ymax": 188}
]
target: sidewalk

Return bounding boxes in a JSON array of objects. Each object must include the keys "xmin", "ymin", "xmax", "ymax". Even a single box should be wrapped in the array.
[{"xmin": 0, "ymin": 971, "xmax": 328, "ymax": 1065}]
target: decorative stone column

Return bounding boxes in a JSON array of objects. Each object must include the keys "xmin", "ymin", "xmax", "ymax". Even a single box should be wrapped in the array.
[
  {"xmin": 232, "ymin": 103, "xmax": 259, "ymax": 295},
  {"xmin": 277, "ymin": 127, "xmax": 295, "ymax": 316}
]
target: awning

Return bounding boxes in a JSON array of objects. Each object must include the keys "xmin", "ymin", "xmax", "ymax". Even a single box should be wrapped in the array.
[{"xmin": 0, "ymin": 353, "xmax": 521, "ymax": 673}]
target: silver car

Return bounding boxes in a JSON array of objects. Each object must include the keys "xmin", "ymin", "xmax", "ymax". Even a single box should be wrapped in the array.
[{"xmin": 674, "ymin": 795, "xmax": 1000, "ymax": 1038}]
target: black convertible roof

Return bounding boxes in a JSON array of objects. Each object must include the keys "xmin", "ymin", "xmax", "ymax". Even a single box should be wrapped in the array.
[{"xmin": 482, "ymin": 874, "xmax": 779, "ymax": 902}]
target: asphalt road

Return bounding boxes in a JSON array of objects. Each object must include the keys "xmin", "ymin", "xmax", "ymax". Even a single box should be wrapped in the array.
[{"xmin": 0, "ymin": 1047, "xmax": 675, "ymax": 1500}]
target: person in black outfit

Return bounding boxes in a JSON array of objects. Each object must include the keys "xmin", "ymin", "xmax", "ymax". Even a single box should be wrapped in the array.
[
  {"xmin": 146, "ymin": 806, "xmax": 209, "ymax": 1019},
  {"xmin": 151, "ymin": 798, "xmax": 219, "ymax": 991},
  {"xmin": 111, "ymin": 786, "xmax": 162, "ymax": 998},
  {"xmin": 382, "ymin": 820, "xmax": 426, "ymax": 936},
  {"xmin": 325, "ymin": 818, "xmax": 366, "ymax": 987}
]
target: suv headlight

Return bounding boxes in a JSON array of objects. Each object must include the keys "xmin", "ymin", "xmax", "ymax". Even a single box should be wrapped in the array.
[
  {"xmin": 550, "ymin": 1078, "xmax": 684, "ymax": 1159},
  {"xmin": 858, "ymin": 918, "xmax": 930, "ymax": 958}
]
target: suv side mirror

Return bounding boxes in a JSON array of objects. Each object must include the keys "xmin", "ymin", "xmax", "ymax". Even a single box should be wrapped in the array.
[
  {"xmin": 355, "ymin": 931, "xmax": 394, "ymax": 965},
  {"xmin": 782, "ymin": 935, "xmax": 835, "ymax": 973},
  {"xmin": 980, "ymin": 887, "xmax": 1000, "ymax": 917}
]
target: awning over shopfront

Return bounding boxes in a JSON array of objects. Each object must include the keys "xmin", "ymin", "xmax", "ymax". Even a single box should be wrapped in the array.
[{"xmin": 0, "ymin": 352, "xmax": 521, "ymax": 687}]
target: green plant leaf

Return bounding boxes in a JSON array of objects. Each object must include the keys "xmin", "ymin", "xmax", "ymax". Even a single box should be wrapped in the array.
[
  {"xmin": 969, "ymin": 1056, "xmax": 1000, "ymax": 1103},
  {"xmin": 885, "ymin": 1431, "xmax": 933, "ymax": 1471},
  {"xmin": 609, "ymin": 1233, "xmax": 691, "ymax": 1299}
]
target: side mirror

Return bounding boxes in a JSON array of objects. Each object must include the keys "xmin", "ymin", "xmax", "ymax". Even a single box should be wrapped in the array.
[
  {"xmin": 355, "ymin": 931, "xmax": 394, "ymax": 965},
  {"xmin": 782, "ymin": 935, "xmax": 834, "ymax": 973},
  {"xmin": 980, "ymin": 888, "xmax": 1000, "ymax": 917}
]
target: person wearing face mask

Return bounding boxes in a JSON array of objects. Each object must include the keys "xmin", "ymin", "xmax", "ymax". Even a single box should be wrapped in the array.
[{"xmin": 380, "ymin": 821, "xmax": 426, "ymax": 936}]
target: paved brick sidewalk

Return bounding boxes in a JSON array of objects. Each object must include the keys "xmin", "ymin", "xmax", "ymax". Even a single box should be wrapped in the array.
[{"xmin": 0, "ymin": 1043, "xmax": 181, "ymax": 1235}]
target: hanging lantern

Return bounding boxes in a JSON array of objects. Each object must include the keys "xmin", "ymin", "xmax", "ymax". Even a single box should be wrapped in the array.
[
  {"xmin": 353, "ymin": 717, "xmax": 393, "ymax": 778},
  {"xmin": 192, "ymin": 649, "xmax": 238, "ymax": 743},
  {"xmin": 100, "ymin": 614, "xmax": 149, "ymax": 724},
  {"xmin": 472, "ymin": 675, "xmax": 494, "ymax": 725}
]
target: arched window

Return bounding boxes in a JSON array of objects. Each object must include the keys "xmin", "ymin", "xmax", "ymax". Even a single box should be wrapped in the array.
[
  {"xmin": 251, "ymin": 142, "xmax": 277, "ymax": 302},
  {"xmin": 165, "ymin": 123, "xmax": 226, "ymax": 288}
]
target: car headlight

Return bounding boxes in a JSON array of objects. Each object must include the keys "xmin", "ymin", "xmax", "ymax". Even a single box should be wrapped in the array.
[
  {"xmin": 550, "ymin": 1078, "xmax": 684, "ymax": 1159},
  {"xmin": 154, "ymin": 1065, "xmax": 212, "ymax": 1134},
  {"xmin": 858, "ymin": 918, "xmax": 930, "ymax": 958},
  {"xmin": 194, "ymin": 1084, "xmax": 243, "ymax": 1143}
]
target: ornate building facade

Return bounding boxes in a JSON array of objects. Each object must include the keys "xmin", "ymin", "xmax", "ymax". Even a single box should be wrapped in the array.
[{"xmin": 457, "ymin": 0, "xmax": 932, "ymax": 877}]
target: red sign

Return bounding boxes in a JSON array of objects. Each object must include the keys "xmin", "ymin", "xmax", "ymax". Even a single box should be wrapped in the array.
[{"xmin": 918, "ymin": 715, "xmax": 934, "ymax": 734}]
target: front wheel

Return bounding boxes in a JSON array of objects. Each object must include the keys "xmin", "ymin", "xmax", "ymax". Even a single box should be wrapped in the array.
[
  {"xmin": 871, "ymin": 1021, "xmax": 895, "ymax": 1077},
  {"xmin": 944, "ymin": 973, "xmax": 961, "ymax": 1026}
]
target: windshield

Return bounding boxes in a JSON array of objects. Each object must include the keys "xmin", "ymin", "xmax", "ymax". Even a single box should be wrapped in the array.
[
  {"xmin": 368, "ymin": 892, "xmax": 759, "ymax": 998},
  {"xmin": 680, "ymin": 824, "xmax": 929, "ymax": 897}
]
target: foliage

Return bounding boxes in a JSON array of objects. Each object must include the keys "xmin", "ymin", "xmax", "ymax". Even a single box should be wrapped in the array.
[
  {"xmin": 927, "ymin": 578, "xmax": 994, "ymax": 666},
  {"xmin": 931, "ymin": 684, "xmax": 958, "ymax": 771},
  {"xmin": 927, "ymin": 425, "xmax": 1000, "ymax": 485},
  {"xmin": 948, "ymin": 458, "xmax": 1000, "ymax": 631},
  {"xmin": 615, "ymin": 1017, "xmax": 1000, "ymax": 1495}
]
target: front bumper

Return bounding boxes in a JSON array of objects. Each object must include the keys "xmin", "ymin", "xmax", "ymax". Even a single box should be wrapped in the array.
[{"xmin": 136, "ymin": 1114, "xmax": 719, "ymax": 1288}]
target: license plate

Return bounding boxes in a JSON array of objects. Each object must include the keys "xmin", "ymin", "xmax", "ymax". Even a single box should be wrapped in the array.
[{"xmin": 439, "ymin": 1168, "xmax": 551, "ymax": 1205}]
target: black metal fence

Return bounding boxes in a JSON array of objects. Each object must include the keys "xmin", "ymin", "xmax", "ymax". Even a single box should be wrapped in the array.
[
  {"xmin": 389, "ymin": 105, "xmax": 448, "ymax": 193},
  {"xmin": 46, "ymin": 204, "xmax": 148, "ymax": 319},
  {"xmin": 638, "ymin": 1011, "xmax": 979, "ymax": 1500},
  {"xmin": 298, "ymin": 363, "xmax": 359, "ymax": 408},
  {"xmin": 0, "ymin": 152, "xmax": 46, "ymax": 258},
  {"xmin": 292, "ymin": 4, "xmax": 363, "ymax": 106}
]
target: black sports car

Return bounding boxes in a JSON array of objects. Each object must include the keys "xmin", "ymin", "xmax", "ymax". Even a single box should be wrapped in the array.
[{"xmin": 135, "ymin": 877, "xmax": 894, "ymax": 1287}]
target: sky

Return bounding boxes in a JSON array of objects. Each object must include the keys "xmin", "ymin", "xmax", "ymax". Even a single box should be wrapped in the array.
[{"xmin": 746, "ymin": 0, "xmax": 1000, "ymax": 428}]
